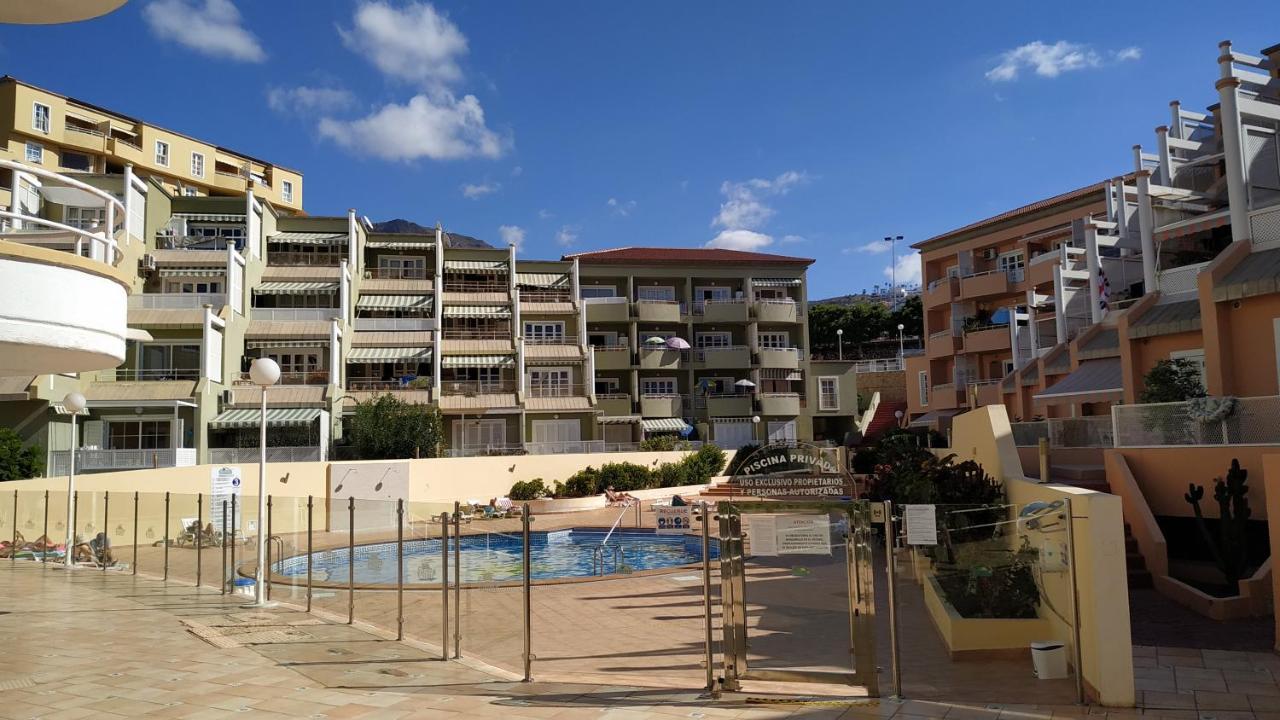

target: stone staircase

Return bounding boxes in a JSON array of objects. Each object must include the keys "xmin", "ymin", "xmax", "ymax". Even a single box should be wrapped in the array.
[{"xmin": 1124, "ymin": 523, "xmax": 1154, "ymax": 589}]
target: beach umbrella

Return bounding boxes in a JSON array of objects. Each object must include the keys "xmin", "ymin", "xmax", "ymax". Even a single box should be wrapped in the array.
[
  {"xmin": 665, "ymin": 337, "xmax": 691, "ymax": 350},
  {"xmin": 735, "ymin": 379, "xmax": 756, "ymax": 388},
  {"xmin": 644, "ymin": 336, "xmax": 667, "ymax": 345}
]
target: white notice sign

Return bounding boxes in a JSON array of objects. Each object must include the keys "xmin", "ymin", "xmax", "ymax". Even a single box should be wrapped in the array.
[
  {"xmin": 655, "ymin": 505, "xmax": 691, "ymax": 535},
  {"xmin": 744, "ymin": 514, "xmax": 831, "ymax": 557},
  {"xmin": 210, "ymin": 466, "xmax": 243, "ymax": 532},
  {"xmin": 904, "ymin": 504, "xmax": 938, "ymax": 546}
]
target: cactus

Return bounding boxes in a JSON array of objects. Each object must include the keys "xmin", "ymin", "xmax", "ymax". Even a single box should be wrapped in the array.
[{"xmin": 1184, "ymin": 459, "xmax": 1251, "ymax": 588}]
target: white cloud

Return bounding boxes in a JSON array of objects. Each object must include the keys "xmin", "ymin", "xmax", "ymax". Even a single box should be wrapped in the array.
[
  {"xmin": 318, "ymin": 93, "xmax": 504, "ymax": 161},
  {"xmin": 884, "ymin": 251, "xmax": 922, "ymax": 286},
  {"xmin": 712, "ymin": 171, "xmax": 807, "ymax": 230},
  {"xmin": 510, "ymin": 166, "xmax": 523, "ymax": 177},
  {"xmin": 461, "ymin": 182, "xmax": 500, "ymax": 199},
  {"xmin": 986, "ymin": 40, "xmax": 1140, "ymax": 82},
  {"xmin": 607, "ymin": 197, "xmax": 637, "ymax": 217},
  {"xmin": 706, "ymin": 229, "xmax": 774, "ymax": 252},
  {"xmin": 780, "ymin": 234, "xmax": 805, "ymax": 244},
  {"xmin": 555, "ymin": 226, "xmax": 579, "ymax": 247},
  {"xmin": 143, "ymin": 0, "xmax": 265, "ymax": 62},
  {"xmin": 339, "ymin": 1, "xmax": 467, "ymax": 90},
  {"xmin": 267, "ymin": 86, "xmax": 355, "ymax": 115},
  {"xmin": 498, "ymin": 225, "xmax": 525, "ymax": 250},
  {"xmin": 537, "ymin": 209, "xmax": 555, "ymax": 220},
  {"xmin": 844, "ymin": 240, "xmax": 892, "ymax": 255}
]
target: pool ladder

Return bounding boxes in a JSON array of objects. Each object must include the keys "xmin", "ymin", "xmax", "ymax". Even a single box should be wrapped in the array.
[{"xmin": 591, "ymin": 544, "xmax": 626, "ymax": 576}]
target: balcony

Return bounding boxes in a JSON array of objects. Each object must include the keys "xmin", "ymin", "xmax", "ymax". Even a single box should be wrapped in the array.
[
  {"xmin": 107, "ymin": 136, "xmax": 145, "ymax": 164},
  {"xmin": 251, "ymin": 308, "xmax": 341, "ymax": 322},
  {"xmin": 926, "ymin": 330, "xmax": 962, "ymax": 359},
  {"xmin": 693, "ymin": 346, "xmax": 750, "ymax": 369},
  {"xmin": 234, "ymin": 370, "xmax": 330, "ymax": 386},
  {"xmin": 640, "ymin": 394, "xmax": 684, "ymax": 417},
  {"xmin": 129, "ymin": 293, "xmax": 227, "ymax": 310},
  {"xmin": 214, "ymin": 170, "xmax": 248, "ymax": 193},
  {"xmin": 62, "ymin": 124, "xmax": 107, "ymax": 153},
  {"xmin": 924, "ymin": 277, "xmax": 958, "ymax": 308},
  {"xmin": 353, "ymin": 317, "xmax": 434, "ymax": 332},
  {"xmin": 1156, "ymin": 261, "xmax": 1210, "ymax": 296},
  {"xmin": 100, "ymin": 367, "xmax": 201, "ymax": 381},
  {"xmin": 268, "ymin": 252, "xmax": 345, "ymax": 267},
  {"xmin": 49, "ymin": 448, "xmax": 197, "ymax": 475},
  {"xmin": 592, "ymin": 345, "xmax": 632, "ymax": 370},
  {"xmin": 634, "ymin": 299, "xmax": 681, "ymax": 323},
  {"xmin": 930, "ymin": 383, "xmax": 961, "ymax": 410},
  {"xmin": 963, "ymin": 325, "xmax": 1011, "ymax": 354},
  {"xmin": 699, "ymin": 299, "xmax": 749, "ymax": 323},
  {"xmin": 707, "ymin": 394, "xmax": 753, "ymax": 416},
  {"xmin": 754, "ymin": 299, "xmax": 799, "ymax": 323},
  {"xmin": 638, "ymin": 347, "xmax": 682, "ymax": 369},
  {"xmin": 585, "ymin": 297, "xmax": 629, "ymax": 322},
  {"xmin": 208, "ymin": 447, "xmax": 322, "ymax": 464},
  {"xmin": 960, "ymin": 269, "xmax": 1013, "ymax": 300},
  {"xmin": 757, "ymin": 347, "xmax": 801, "ymax": 369},
  {"xmin": 441, "ymin": 380, "xmax": 517, "ymax": 396},
  {"xmin": 971, "ymin": 380, "xmax": 1003, "ymax": 407},
  {"xmin": 596, "ymin": 393, "xmax": 634, "ymax": 416},
  {"xmin": 759, "ymin": 393, "xmax": 801, "ymax": 416}
]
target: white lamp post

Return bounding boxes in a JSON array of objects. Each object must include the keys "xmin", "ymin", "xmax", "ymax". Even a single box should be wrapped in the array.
[
  {"xmin": 244, "ymin": 357, "xmax": 280, "ymax": 607},
  {"xmin": 61, "ymin": 392, "xmax": 85, "ymax": 568},
  {"xmin": 751, "ymin": 415, "xmax": 761, "ymax": 443},
  {"xmin": 897, "ymin": 323, "xmax": 906, "ymax": 360},
  {"xmin": 895, "ymin": 409, "xmax": 905, "ymax": 429},
  {"xmin": 836, "ymin": 328, "xmax": 844, "ymax": 361}
]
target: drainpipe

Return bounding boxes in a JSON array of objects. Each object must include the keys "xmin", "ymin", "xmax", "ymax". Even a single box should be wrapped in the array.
[
  {"xmin": 1216, "ymin": 41, "xmax": 1251, "ymax": 243},
  {"xmin": 1133, "ymin": 146, "xmax": 1158, "ymax": 294}
]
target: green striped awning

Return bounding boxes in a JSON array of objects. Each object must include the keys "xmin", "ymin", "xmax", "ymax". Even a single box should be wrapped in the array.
[
  {"xmin": 597, "ymin": 415, "xmax": 640, "ymax": 425},
  {"xmin": 253, "ymin": 282, "xmax": 339, "ymax": 295},
  {"xmin": 356, "ymin": 295, "xmax": 432, "ymax": 310},
  {"xmin": 269, "ymin": 231, "xmax": 347, "ymax": 245},
  {"xmin": 641, "ymin": 418, "xmax": 691, "ymax": 433},
  {"xmin": 441, "ymin": 355, "xmax": 514, "ymax": 368},
  {"xmin": 245, "ymin": 340, "xmax": 329, "ymax": 350},
  {"xmin": 157, "ymin": 267, "xmax": 225, "ymax": 278},
  {"xmin": 347, "ymin": 347, "xmax": 432, "ymax": 362},
  {"xmin": 443, "ymin": 259, "xmax": 507, "ymax": 273},
  {"xmin": 442, "ymin": 305, "xmax": 511, "ymax": 318},
  {"xmin": 209, "ymin": 407, "xmax": 322, "ymax": 429},
  {"xmin": 752, "ymin": 277, "xmax": 801, "ymax": 287},
  {"xmin": 515, "ymin": 272, "xmax": 569, "ymax": 287},
  {"xmin": 174, "ymin": 213, "xmax": 244, "ymax": 223},
  {"xmin": 367, "ymin": 240, "xmax": 434, "ymax": 250}
]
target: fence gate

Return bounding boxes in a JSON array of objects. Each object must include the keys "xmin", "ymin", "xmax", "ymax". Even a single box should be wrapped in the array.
[{"xmin": 717, "ymin": 500, "xmax": 877, "ymax": 695}]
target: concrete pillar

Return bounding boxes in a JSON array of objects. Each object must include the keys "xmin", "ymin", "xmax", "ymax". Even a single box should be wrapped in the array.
[
  {"xmin": 1169, "ymin": 100, "xmax": 1183, "ymax": 140},
  {"xmin": 1085, "ymin": 223, "xmax": 1102, "ymax": 323},
  {"xmin": 1155, "ymin": 126, "xmax": 1172, "ymax": 186},
  {"xmin": 121, "ymin": 163, "xmax": 134, "ymax": 245},
  {"xmin": 1217, "ymin": 41, "xmax": 1251, "ymax": 242},
  {"xmin": 1104, "ymin": 179, "xmax": 1116, "ymax": 225},
  {"xmin": 1053, "ymin": 264, "xmax": 1067, "ymax": 342},
  {"xmin": 1026, "ymin": 290, "xmax": 1039, "ymax": 354},
  {"xmin": 1133, "ymin": 147, "xmax": 1158, "ymax": 294},
  {"xmin": 1008, "ymin": 305, "xmax": 1021, "ymax": 369}
]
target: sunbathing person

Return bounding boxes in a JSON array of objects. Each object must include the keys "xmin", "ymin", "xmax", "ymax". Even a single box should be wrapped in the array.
[
  {"xmin": 72, "ymin": 537, "xmax": 95, "ymax": 563},
  {"xmin": 604, "ymin": 486, "xmax": 637, "ymax": 505},
  {"xmin": 671, "ymin": 494, "xmax": 688, "ymax": 507}
]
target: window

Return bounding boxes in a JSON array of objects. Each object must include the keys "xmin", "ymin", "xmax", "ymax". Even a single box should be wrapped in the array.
[
  {"xmin": 998, "ymin": 250, "xmax": 1025, "ymax": 281},
  {"xmin": 453, "ymin": 418, "xmax": 506, "ymax": 449},
  {"xmin": 164, "ymin": 280, "xmax": 223, "ymax": 294},
  {"xmin": 1002, "ymin": 359, "xmax": 1016, "ymax": 377},
  {"xmin": 637, "ymin": 285, "xmax": 675, "ymax": 302},
  {"xmin": 579, "ymin": 285, "xmax": 616, "ymax": 299},
  {"xmin": 758, "ymin": 331, "xmax": 790, "ymax": 349},
  {"xmin": 282, "ymin": 180, "xmax": 294, "ymax": 203},
  {"xmin": 587, "ymin": 331, "xmax": 619, "ymax": 348},
  {"xmin": 695, "ymin": 332, "xmax": 731, "ymax": 348},
  {"xmin": 107, "ymin": 420, "xmax": 171, "ymax": 450},
  {"xmin": 183, "ymin": 186, "xmax": 199, "ymax": 197},
  {"xmin": 32, "ymin": 103, "xmax": 50, "ymax": 133},
  {"xmin": 524, "ymin": 321, "xmax": 565, "ymax": 343},
  {"xmin": 531, "ymin": 419, "xmax": 580, "ymax": 445},
  {"xmin": 594, "ymin": 377, "xmax": 621, "ymax": 395},
  {"xmin": 641, "ymin": 377, "xmax": 677, "ymax": 395},
  {"xmin": 266, "ymin": 352, "xmax": 321, "ymax": 377},
  {"xmin": 819, "ymin": 377, "xmax": 839, "ymax": 410},
  {"xmin": 1170, "ymin": 349, "xmax": 1207, "ymax": 391},
  {"xmin": 767, "ymin": 420, "xmax": 798, "ymax": 443},
  {"xmin": 918, "ymin": 371, "xmax": 929, "ymax": 406},
  {"xmin": 139, "ymin": 344, "xmax": 200, "ymax": 376},
  {"xmin": 754, "ymin": 287, "xmax": 789, "ymax": 300},
  {"xmin": 155, "ymin": 141, "xmax": 169, "ymax": 166},
  {"xmin": 64, "ymin": 206, "xmax": 105, "ymax": 231},
  {"xmin": 528, "ymin": 368, "xmax": 571, "ymax": 396},
  {"xmin": 190, "ymin": 152, "xmax": 205, "ymax": 178},
  {"xmin": 59, "ymin": 151, "xmax": 93, "ymax": 171},
  {"xmin": 25, "ymin": 142, "xmax": 43, "ymax": 164},
  {"xmin": 377, "ymin": 255, "xmax": 424, "ymax": 279}
]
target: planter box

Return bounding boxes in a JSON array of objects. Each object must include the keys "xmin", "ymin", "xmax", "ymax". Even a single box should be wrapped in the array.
[{"xmin": 922, "ymin": 574, "xmax": 1055, "ymax": 660}]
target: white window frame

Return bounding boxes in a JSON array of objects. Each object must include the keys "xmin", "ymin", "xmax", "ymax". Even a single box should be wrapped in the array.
[
  {"xmin": 282, "ymin": 180, "xmax": 294, "ymax": 203},
  {"xmin": 190, "ymin": 152, "xmax": 205, "ymax": 178},
  {"xmin": 64, "ymin": 205, "xmax": 105, "ymax": 231},
  {"xmin": 32, "ymin": 102, "xmax": 50, "ymax": 133},
  {"xmin": 104, "ymin": 418, "xmax": 173, "ymax": 451},
  {"xmin": 155, "ymin": 140, "xmax": 169, "ymax": 167},
  {"xmin": 918, "ymin": 371, "xmax": 929, "ymax": 406},
  {"xmin": 528, "ymin": 366, "xmax": 572, "ymax": 395},
  {"xmin": 163, "ymin": 279, "xmax": 223, "ymax": 294},
  {"xmin": 531, "ymin": 418, "xmax": 580, "ymax": 444},
  {"xmin": 818, "ymin": 376, "xmax": 839, "ymax": 411},
  {"xmin": 767, "ymin": 420, "xmax": 798, "ymax": 443},
  {"xmin": 1002, "ymin": 359, "xmax": 1016, "ymax": 377},
  {"xmin": 25, "ymin": 141, "xmax": 43, "ymax": 164},
  {"xmin": 695, "ymin": 331, "xmax": 732, "ymax": 348},
  {"xmin": 579, "ymin": 285, "xmax": 616, "ymax": 299},
  {"xmin": 453, "ymin": 418, "xmax": 507, "ymax": 449},
  {"xmin": 637, "ymin": 285, "xmax": 675, "ymax": 302},
  {"xmin": 758, "ymin": 331, "xmax": 790, "ymax": 349},
  {"xmin": 524, "ymin": 321, "xmax": 565, "ymax": 343},
  {"xmin": 641, "ymin": 377, "xmax": 677, "ymax": 395},
  {"xmin": 754, "ymin": 287, "xmax": 787, "ymax": 300},
  {"xmin": 1170, "ymin": 349, "xmax": 1207, "ymax": 392}
]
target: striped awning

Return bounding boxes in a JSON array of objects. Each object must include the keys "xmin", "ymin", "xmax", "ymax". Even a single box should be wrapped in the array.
[
  {"xmin": 1154, "ymin": 209, "xmax": 1231, "ymax": 241},
  {"xmin": 209, "ymin": 407, "xmax": 322, "ymax": 429},
  {"xmin": 253, "ymin": 282, "xmax": 338, "ymax": 295},
  {"xmin": 752, "ymin": 277, "xmax": 801, "ymax": 287},
  {"xmin": 157, "ymin": 267, "xmax": 225, "ymax": 278},
  {"xmin": 245, "ymin": 339, "xmax": 329, "ymax": 350},
  {"xmin": 173, "ymin": 213, "xmax": 244, "ymax": 223},
  {"xmin": 441, "ymin": 354, "xmax": 514, "ymax": 368},
  {"xmin": 356, "ymin": 294, "xmax": 432, "ymax": 310},
  {"xmin": 443, "ymin": 259, "xmax": 507, "ymax": 273},
  {"xmin": 367, "ymin": 240, "xmax": 434, "ymax": 250},
  {"xmin": 597, "ymin": 415, "xmax": 640, "ymax": 425},
  {"xmin": 51, "ymin": 403, "xmax": 89, "ymax": 416},
  {"xmin": 642, "ymin": 418, "xmax": 691, "ymax": 433},
  {"xmin": 516, "ymin": 272, "xmax": 569, "ymax": 287},
  {"xmin": 347, "ymin": 347, "xmax": 432, "ymax": 363},
  {"xmin": 442, "ymin": 305, "xmax": 511, "ymax": 318},
  {"xmin": 269, "ymin": 231, "xmax": 347, "ymax": 245}
]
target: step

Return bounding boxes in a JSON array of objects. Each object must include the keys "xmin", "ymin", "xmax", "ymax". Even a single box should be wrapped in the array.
[{"xmin": 1128, "ymin": 568, "xmax": 1154, "ymax": 589}]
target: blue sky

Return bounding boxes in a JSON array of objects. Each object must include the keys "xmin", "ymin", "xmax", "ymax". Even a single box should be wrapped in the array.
[{"xmin": 4, "ymin": 1, "xmax": 1279, "ymax": 299}]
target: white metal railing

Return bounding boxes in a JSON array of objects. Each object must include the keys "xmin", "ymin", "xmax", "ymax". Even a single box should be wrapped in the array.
[
  {"xmin": 1113, "ymin": 395, "xmax": 1280, "ymax": 447},
  {"xmin": 0, "ymin": 159, "xmax": 124, "ymax": 265},
  {"xmin": 353, "ymin": 317, "xmax": 433, "ymax": 331},
  {"xmin": 1156, "ymin": 261, "xmax": 1210, "ymax": 295},
  {"xmin": 64, "ymin": 123, "xmax": 105, "ymax": 138},
  {"xmin": 129, "ymin": 293, "xmax": 227, "ymax": 310},
  {"xmin": 525, "ymin": 335, "xmax": 578, "ymax": 345},
  {"xmin": 445, "ymin": 445, "xmax": 526, "ymax": 458},
  {"xmin": 520, "ymin": 291, "xmax": 573, "ymax": 303},
  {"xmin": 346, "ymin": 379, "xmax": 431, "ymax": 392},
  {"xmin": 526, "ymin": 383, "xmax": 586, "ymax": 398},
  {"xmin": 100, "ymin": 367, "xmax": 201, "ymax": 381},
  {"xmin": 250, "ymin": 308, "xmax": 340, "ymax": 322},
  {"xmin": 268, "ymin": 251, "xmax": 345, "ymax": 267},
  {"xmin": 583, "ymin": 296, "xmax": 626, "ymax": 304},
  {"xmin": 49, "ymin": 448, "xmax": 197, "ymax": 475},
  {"xmin": 208, "ymin": 447, "xmax": 322, "ymax": 464},
  {"xmin": 592, "ymin": 344, "xmax": 630, "ymax": 352},
  {"xmin": 852, "ymin": 357, "xmax": 902, "ymax": 373}
]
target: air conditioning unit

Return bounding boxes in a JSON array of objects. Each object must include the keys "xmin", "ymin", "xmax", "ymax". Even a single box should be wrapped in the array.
[
  {"xmin": 981, "ymin": 248, "xmax": 998, "ymax": 260},
  {"xmin": 139, "ymin": 254, "xmax": 157, "ymax": 272}
]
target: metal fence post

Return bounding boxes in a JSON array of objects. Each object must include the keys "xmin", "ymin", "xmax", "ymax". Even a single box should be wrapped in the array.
[
  {"xmin": 163, "ymin": 491, "xmax": 170, "ymax": 581},
  {"xmin": 440, "ymin": 511, "xmax": 449, "ymax": 660},
  {"xmin": 885, "ymin": 501, "xmax": 901, "ymax": 698},
  {"xmin": 221, "ymin": 500, "xmax": 228, "ymax": 595},
  {"xmin": 306, "ymin": 495, "xmax": 313, "ymax": 613},
  {"xmin": 452, "ymin": 502, "xmax": 461, "ymax": 659},
  {"xmin": 265, "ymin": 495, "xmax": 273, "ymax": 601},
  {"xmin": 70, "ymin": 491, "xmax": 78, "ymax": 569},
  {"xmin": 195, "ymin": 493, "xmax": 203, "ymax": 587},
  {"xmin": 11, "ymin": 490, "xmax": 17, "ymax": 566},
  {"xmin": 131, "ymin": 492, "xmax": 138, "ymax": 575},
  {"xmin": 229, "ymin": 495, "xmax": 237, "ymax": 590},
  {"xmin": 521, "ymin": 504, "xmax": 532, "ymax": 682},
  {"xmin": 101, "ymin": 491, "xmax": 109, "ymax": 573},
  {"xmin": 396, "ymin": 498, "xmax": 404, "ymax": 641},
  {"xmin": 1038, "ymin": 438, "xmax": 1050, "ymax": 484},
  {"xmin": 700, "ymin": 501, "xmax": 715, "ymax": 695},
  {"xmin": 347, "ymin": 497, "xmax": 355, "ymax": 625},
  {"xmin": 42, "ymin": 490, "xmax": 50, "ymax": 570}
]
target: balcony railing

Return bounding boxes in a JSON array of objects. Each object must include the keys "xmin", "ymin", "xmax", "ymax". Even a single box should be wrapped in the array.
[
  {"xmin": 155, "ymin": 235, "xmax": 240, "ymax": 251},
  {"xmin": 525, "ymin": 335, "xmax": 578, "ymax": 345},
  {"xmin": 268, "ymin": 252, "xmax": 345, "ymax": 267},
  {"xmin": 693, "ymin": 297, "xmax": 746, "ymax": 314},
  {"xmin": 526, "ymin": 383, "xmax": 586, "ymax": 398},
  {"xmin": 1113, "ymin": 395, "xmax": 1280, "ymax": 447},
  {"xmin": 852, "ymin": 357, "xmax": 903, "ymax": 373},
  {"xmin": 443, "ymin": 281, "xmax": 509, "ymax": 293},
  {"xmin": 353, "ymin": 317, "xmax": 433, "ymax": 331},
  {"xmin": 1155, "ymin": 261, "xmax": 1210, "ymax": 295},
  {"xmin": 49, "ymin": 448, "xmax": 197, "ymax": 474},
  {"xmin": 444, "ymin": 445, "xmax": 525, "ymax": 458},
  {"xmin": 129, "ymin": 293, "xmax": 226, "ymax": 310},
  {"xmin": 441, "ymin": 380, "xmax": 517, "ymax": 395},
  {"xmin": 208, "ymin": 447, "xmax": 322, "ymax": 464},
  {"xmin": 100, "ymin": 367, "xmax": 201, "ymax": 381},
  {"xmin": 442, "ymin": 328, "xmax": 511, "ymax": 341},
  {"xmin": 347, "ymin": 379, "xmax": 432, "ymax": 392},
  {"xmin": 582, "ymin": 296, "xmax": 627, "ymax": 305},
  {"xmin": 520, "ymin": 291, "xmax": 573, "ymax": 303},
  {"xmin": 234, "ymin": 370, "xmax": 329, "ymax": 386},
  {"xmin": 250, "ymin": 308, "xmax": 340, "ymax": 322},
  {"xmin": 365, "ymin": 267, "xmax": 429, "ymax": 280}
]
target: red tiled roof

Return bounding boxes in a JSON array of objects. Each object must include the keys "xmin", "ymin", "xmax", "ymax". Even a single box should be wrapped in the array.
[
  {"xmin": 913, "ymin": 178, "xmax": 1125, "ymax": 250},
  {"xmin": 562, "ymin": 246, "xmax": 814, "ymax": 266}
]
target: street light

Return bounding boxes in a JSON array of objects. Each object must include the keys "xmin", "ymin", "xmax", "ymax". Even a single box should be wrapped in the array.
[
  {"xmin": 61, "ymin": 392, "xmax": 85, "ymax": 568},
  {"xmin": 897, "ymin": 323, "xmax": 905, "ymax": 360},
  {"xmin": 895, "ymin": 409, "xmax": 905, "ymax": 429},
  {"xmin": 836, "ymin": 328, "xmax": 844, "ymax": 361},
  {"xmin": 885, "ymin": 235, "xmax": 903, "ymax": 308},
  {"xmin": 244, "ymin": 357, "xmax": 280, "ymax": 607},
  {"xmin": 751, "ymin": 415, "xmax": 761, "ymax": 443}
]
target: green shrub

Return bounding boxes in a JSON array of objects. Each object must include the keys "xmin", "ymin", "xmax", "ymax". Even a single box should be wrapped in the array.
[
  {"xmin": 653, "ymin": 462, "xmax": 688, "ymax": 488},
  {"xmin": 640, "ymin": 435, "xmax": 693, "ymax": 451},
  {"xmin": 678, "ymin": 444, "xmax": 727, "ymax": 485},
  {"xmin": 598, "ymin": 462, "xmax": 654, "ymax": 491},
  {"xmin": 508, "ymin": 478, "xmax": 548, "ymax": 501},
  {"xmin": 561, "ymin": 466, "xmax": 602, "ymax": 498},
  {"xmin": 0, "ymin": 427, "xmax": 43, "ymax": 481}
]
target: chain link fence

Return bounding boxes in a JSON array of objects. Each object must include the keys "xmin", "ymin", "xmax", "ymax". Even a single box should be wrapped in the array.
[{"xmin": 1112, "ymin": 396, "xmax": 1280, "ymax": 446}]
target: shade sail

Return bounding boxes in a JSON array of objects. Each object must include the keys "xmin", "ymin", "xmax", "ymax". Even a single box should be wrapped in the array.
[{"xmin": 209, "ymin": 407, "xmax": 322, "ymax": 429}]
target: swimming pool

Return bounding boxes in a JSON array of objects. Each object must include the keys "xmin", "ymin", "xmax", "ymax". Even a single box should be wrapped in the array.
[{"xmin": 277, "ymin": 529, "xmax": 716, "ymax": 585}]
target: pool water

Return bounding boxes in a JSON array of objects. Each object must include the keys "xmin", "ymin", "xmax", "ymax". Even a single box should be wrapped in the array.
[{"xmin": 277, "ymin": 529, "xmax": 716, "ymax": 585}]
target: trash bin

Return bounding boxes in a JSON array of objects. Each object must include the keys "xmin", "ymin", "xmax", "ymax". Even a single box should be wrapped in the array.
[
  {"xmin": 232, "ymin": 577, "xmax": 255, "ymax": 597},
  {"xmin": 1031, "ymin": 641, "xmax": 1068, "ymax": 679}
]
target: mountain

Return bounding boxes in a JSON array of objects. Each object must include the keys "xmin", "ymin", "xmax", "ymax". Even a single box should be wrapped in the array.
[
  {"xmin": 444, "ymin": 233, "xmax": 493, "ymax": 249},
  {"xmin": 370, "ymin": 220, "xmax": 494, "ymax": 249}
]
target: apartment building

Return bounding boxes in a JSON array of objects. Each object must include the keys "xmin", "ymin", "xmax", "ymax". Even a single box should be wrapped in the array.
[{"xmin": 906, "ymin": 39, "xmax": 1280, "ymax": 432}]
